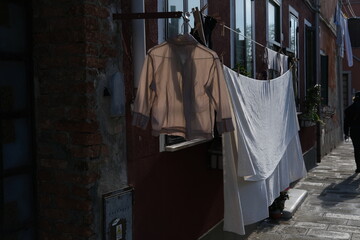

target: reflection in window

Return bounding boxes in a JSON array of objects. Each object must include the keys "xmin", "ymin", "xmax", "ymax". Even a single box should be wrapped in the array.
[
  {"xmin": 166, "ymin": 0, "xmax": 203, "ymax": 38},
  {"xmin": 234, "ymin": 0, "xmax": 253, "ymax": 77},
  {"xmin": 290, "ymin": 13, "xmax": 298, "ymax": 55},
  {"xmin": 268, "ymin": 0, "xmax": 280, "ymax": 43},
  {"xmin": 162, "ymin": 0, "xmax": 207, "ymax": 148}
]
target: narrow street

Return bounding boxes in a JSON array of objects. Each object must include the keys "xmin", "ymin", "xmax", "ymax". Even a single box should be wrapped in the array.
[
  {"xmin": 202, "ymin": 140, "xmax": 360, "ymax": 240},
  {"xmin": 247, "ymin": 140, "xmax": 360, "ymax": 240}
]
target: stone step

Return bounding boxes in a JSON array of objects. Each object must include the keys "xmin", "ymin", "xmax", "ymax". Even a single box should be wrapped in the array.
[{"xmin": 282, "ymin": 188, "xmax": 308, "ymax": 219}]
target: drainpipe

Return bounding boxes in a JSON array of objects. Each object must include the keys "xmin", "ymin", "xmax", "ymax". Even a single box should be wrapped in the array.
[
  {"xmin": 132, "ymin": 0, "xmax": 146, "ymax": 88},
  {"xmin": 315, "ymin": 0, "xmax": 321, "ymax": 162}
]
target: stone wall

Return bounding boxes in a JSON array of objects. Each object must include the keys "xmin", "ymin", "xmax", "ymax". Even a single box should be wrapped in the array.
[{"xmin": 33, "ymin": 0, "xmax": 128, "ymax": 239}]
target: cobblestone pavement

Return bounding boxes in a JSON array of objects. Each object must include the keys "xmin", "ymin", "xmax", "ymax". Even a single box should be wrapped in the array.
[{"xmin": 247, "ymin": 140, "xmax": 360, "ymax": 240}]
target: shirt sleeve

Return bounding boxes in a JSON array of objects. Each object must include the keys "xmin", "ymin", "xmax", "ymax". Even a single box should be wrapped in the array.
[
  {"xmin": 132, "ymin": 54, "xmax": 156, "ymax": 129},
  {"xmin": 206, "ymin": 58, "xmax": 234, "ymax": 134}
]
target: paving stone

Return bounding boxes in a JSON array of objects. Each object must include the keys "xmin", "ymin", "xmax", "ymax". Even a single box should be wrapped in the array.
[
  {"xmin": 292, "ymin": 215, "xmax": 348, "ymax": 225},
  {"xmin": 306, "ymin": 229, "xmax": 351, "ymax": 239},
  {"xmin": 276, "ymin": 226, "xmax": 308, "ymax": 235},
  {"xmin": 352, "ymin": 233, "xmax": 360, "ymax": 240},
  {"xmin": 325, "ymin": 213, "xmax": 360, "ymax": 221},
  {"xmin": 293, "ymin": 222, "xmax": 328, "ymax": 229},
  {"xmin": 348, "ymin": 220, "xmax": 360, "ymax": 227},
  {"xmin": 247, "ymin": 233, "xmax": 286, "ymax": 240},
  {"xmin": 329, "ymin": 224, "xmax": 360, "ymax": 234}
]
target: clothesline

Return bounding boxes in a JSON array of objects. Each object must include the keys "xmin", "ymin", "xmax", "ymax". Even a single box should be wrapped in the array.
[{"xmin": 220, "ymin": 23, "xmax": 267, "ymax": 49}]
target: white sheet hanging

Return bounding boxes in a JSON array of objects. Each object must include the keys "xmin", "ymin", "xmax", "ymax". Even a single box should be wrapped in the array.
[{"xmin": 222, "ymin": 66, "xmax": 306, "ymax": 235}]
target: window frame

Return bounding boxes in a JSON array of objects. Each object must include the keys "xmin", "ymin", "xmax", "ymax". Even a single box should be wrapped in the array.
[
  {"xmin": 304, "ymin": 19, "xmax": 316, "ymax": 95},
  {"xmin": 267, "ymin": 0, "xmax": 281, "ymax": 46},
  {"xmin": 157, "ymin": 0, "xmax": 210, "ymax": 152},
  {"xmin": 231, "ymin": 0, "xmax": 255, "ymax": 77},
  {"xmin": 320, "ymin": 53, "xmax": 329, "ymax": 105},
  {"xmin": 158, "ymin": 0, "xmax": 208, "ymax": 43},
  {"xmin": 288, "ymin": 6, "xmax": 299, "ymax": 56}
]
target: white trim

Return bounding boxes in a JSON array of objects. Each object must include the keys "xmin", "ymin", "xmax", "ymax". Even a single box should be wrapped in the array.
[
  {"xmin": 304, "ymin": 19, "xmax": 312, "ymax": 96},
  {"xmin": 230, "ymin": 0, "xmax": 235, "ymax": 68},
  {"xmin": 288, "ymin": 8, "xmax": 299, "ymax": 55},
  {"xmin": 289, "ymin": 5, "xmax": 299, "ymax": 18},
  {"xmin": 164, "ymin": 138, "xmax": 209, "ymax": 152},
  {"xmin": 267, "ymin": 0, "xmax": 282, "ymax": 46},
  {"xmin": 132, "ymin": 0, "xmax": 146, "ymax": 88}
]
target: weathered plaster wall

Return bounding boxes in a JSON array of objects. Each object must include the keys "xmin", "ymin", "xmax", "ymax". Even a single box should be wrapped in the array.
[
  {"xmin": 33, "ymin": 0, "xmax": 128, "ymax": 239},
  {"xmin": 319, "ymin": 3, "xmax": 343, "ymax": 157}
]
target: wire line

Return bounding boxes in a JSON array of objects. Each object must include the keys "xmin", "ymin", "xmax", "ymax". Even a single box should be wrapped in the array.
[{"xmin": 220, "ymin": 23, "xmax": 266, "ymax": 49}]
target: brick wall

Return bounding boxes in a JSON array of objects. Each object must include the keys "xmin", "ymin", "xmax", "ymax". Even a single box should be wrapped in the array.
[{"xmin": 33, "ymin": 0, "xmax": 128, "ymax": 239}]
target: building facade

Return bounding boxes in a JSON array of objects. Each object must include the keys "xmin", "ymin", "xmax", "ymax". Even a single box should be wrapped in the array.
[
  {"xmin": 0, "ymin": 0, "xmax": 344, "ymax": 240},
  {"xmin": 342, "ymin": 0, "xmax": 360, "ymax": 107}
]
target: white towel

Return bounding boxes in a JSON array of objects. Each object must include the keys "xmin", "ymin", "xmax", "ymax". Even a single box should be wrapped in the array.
[{"xmin": 222, "ymin": 66, "xmax": 306, "ymax": 235}]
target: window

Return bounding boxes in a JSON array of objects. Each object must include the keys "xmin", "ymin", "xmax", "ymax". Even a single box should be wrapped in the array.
[
  {"xmin": 305, "ymin": 24, "xmax": 316, "ymax": 91},
  {"xmin": 158, "ymin": 0, "xmax": 209, "ymax": 151},
  {"xmin": 268, "ymin": 0, "xmax": 281, "ymax": 44},
  {"xmin": 166, "ymin": 0, "xmax": 207, "ymax": 39},
  {"xmin": 233, "ymin": 0, "xmax": 254, "ymax": 77},
  {"xmin": 320, "ymin": 55, "xmax": 328, "ymax": 105},
  {"xmin": 289, "ymin": 7, "xmax": 299, "ymax": 109},
  {"xmin": 342, "ymin": 71, "xmax": 352, "ymax": 108},
  {"xmin": 289, "ymin": 10, "xmax": 298, "ymax": 56}
]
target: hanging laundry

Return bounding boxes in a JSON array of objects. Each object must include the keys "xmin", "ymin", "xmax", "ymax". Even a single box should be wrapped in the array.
[
  {"xmin": 264, "ymin": 48, "xmax": 288, "ymax": 78},
  {"xmin": 222, "ymin": 66, "xmax": 306, "ymax": 235},
  {"xmin": 343, "ymin": 17, "xmax": 353, "ymax": 67},
  {"xmin": 191, "ymin": 13, "xmax": 217, "ymax": 49},
  {"xmin": 334, "ymin": 6, "xmax": 353, "ymax": 67},
  {"xmin": 132, "ymin": 34, "xmax": 234, "ymax": 140},
  {"xmin": 334, "ymin": 5, "xmax": 344, "ymax": 57}
]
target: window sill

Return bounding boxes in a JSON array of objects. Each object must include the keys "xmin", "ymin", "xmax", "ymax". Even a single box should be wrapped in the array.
[
  {"xmin": 268, "ymin": 40, "xmax": 281, "ymax": 48},
  {"xmin": 163, "ymin": 138, "xmax": 209, "ymax": 152}
]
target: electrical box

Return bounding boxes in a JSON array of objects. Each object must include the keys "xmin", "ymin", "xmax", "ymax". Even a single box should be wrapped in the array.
[{"xmin": 103, "ymin": 187, "xmax": 133, "ymax": 240}]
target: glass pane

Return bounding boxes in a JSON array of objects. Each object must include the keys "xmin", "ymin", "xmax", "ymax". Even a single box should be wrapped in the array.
[
  {"xmin": 3, "ymin": 173, "xmax": 34, "ymax": 227},
  {"xmin": 167, "ymin": 0, "xmax": 183, "ymax": 38},
  {"xmin": 0, "ymin": 61, "xmax": 28, "ymax": 112},
  {"xmin": 268, "ymin": 2, "xmax": 276, "ymax": 42},
  {"xmin": 268, "ymin": 1, "xmax": 280, "ymax": 43},
  {"xmin": 2, "ymin": 118, "xmax": 32, "ymax": 169},
  {"xmin": 290, "ymin": 14, "xmax": 298, "ymax": 53},
  {"xmin": 188, "ymin": 0, "xmax": 201, "ymax": 30},
  {"xmin": 0, "ymin": 1, "xmax": 27, "ymax": 54},
  {"xmin": 245, "ymin": 0, "xmax": 253, "ymax": 75},
  {"xmin": 167, "ymin": 0, "xmax": 202, "ymax": 38},
  {"xmin": 235, "ymin": 0, "xmax": 245, "ymax": 67},
  {"xmin": 234, "ymin": 0, "xmax": 253, "ymax": 77}
]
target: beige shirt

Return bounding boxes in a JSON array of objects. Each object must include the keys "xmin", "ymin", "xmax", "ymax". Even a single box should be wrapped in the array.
[{"xmin": 132, "ymin": 34, "xmax": 234, "ymax": 140}]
